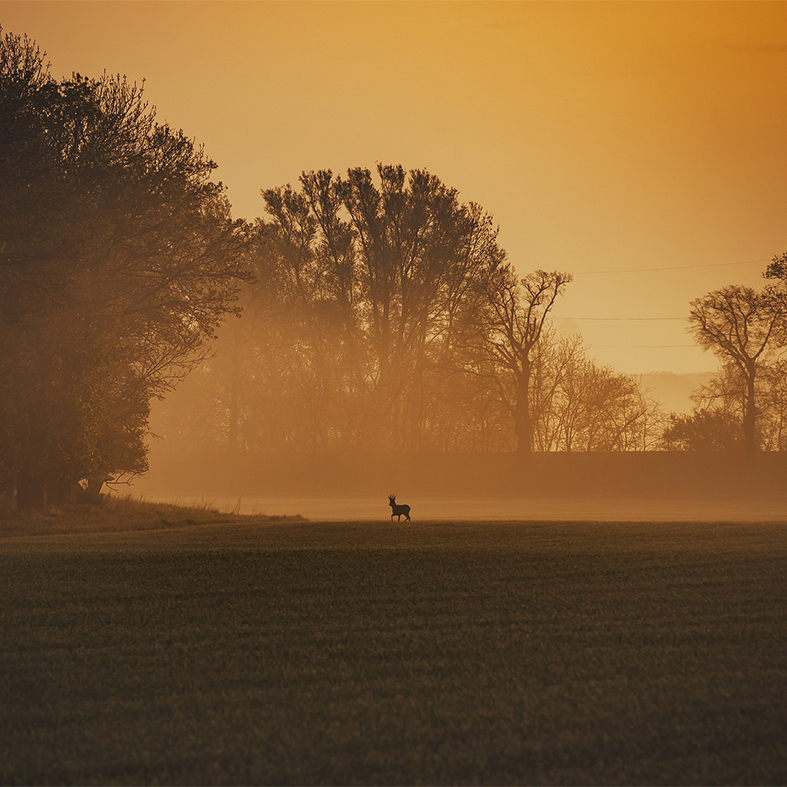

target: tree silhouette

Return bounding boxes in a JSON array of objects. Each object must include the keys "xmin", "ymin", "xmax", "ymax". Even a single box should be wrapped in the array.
[
  {"xmin": 475, "ymin": 268, "xmax": 572, "ymax": 453},
  {"xmin": 662, "ymin": 411, "xmax": 743, "ymax": 452},
  {"xmin": 0, "ymin": 28, "xmax": 248, "ymax": 508},
  {"xmin": 256, "ymin": 165, "xmax": 506, "ymax": 450},
  {"xmin": 688, "ymin": 285, "xmax": 786, "ymax": 458}
]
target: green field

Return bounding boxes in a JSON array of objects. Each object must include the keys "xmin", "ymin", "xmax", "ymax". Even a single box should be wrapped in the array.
[{"xmin": 1, "ymin": 520, "xmax": 786, "ymax": 785}]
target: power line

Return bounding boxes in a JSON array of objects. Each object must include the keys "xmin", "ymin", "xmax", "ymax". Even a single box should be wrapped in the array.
[
  {"xmin": 575, "ymin": 258, "xmax": 768, "ymax": 275},
  {"xmin": 555, "ymin": 316, "xmax": 685, "ymax": 321},
  {"xmin": 589, "ymin": 344, "xmax": 697, "ymax": 349}
]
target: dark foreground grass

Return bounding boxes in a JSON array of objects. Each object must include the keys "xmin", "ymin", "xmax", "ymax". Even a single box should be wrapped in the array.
[
  {"xmin": 0, "ymin": 496, "xmax": 304, "ymax": 537},
  {"xmin": 1, "ymin": 520, "xmax": 785, "ymax": 785}
]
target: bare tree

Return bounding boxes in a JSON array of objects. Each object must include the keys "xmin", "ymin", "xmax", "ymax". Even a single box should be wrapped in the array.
[
  {"xmin": 688, "ymin": 285, "xmax": 786, "ymax": 457},
  {"xmin": 477, "ymin": 267, "xmax": 572, "ymax": 453}
]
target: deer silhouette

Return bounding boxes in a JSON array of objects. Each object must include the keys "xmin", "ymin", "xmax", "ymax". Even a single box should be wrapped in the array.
[{"xmin": 388, "ymin": 494, "xmax": 411, "ymax": 521}]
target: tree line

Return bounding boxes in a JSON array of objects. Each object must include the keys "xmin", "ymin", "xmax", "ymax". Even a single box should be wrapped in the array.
[
  {"xmin": 144, "ymin": 188, "xmax": 787, "ymax": 462},
  {"xmin": 3, "ymin": 27, "xmax": 787, "ymax": 510},
  {"xmin": 159, "ymin": 168, "xmax": 664, "ymax": 457}
]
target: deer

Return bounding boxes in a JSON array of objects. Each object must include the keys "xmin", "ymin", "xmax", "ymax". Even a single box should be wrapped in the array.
[{"xmin": 388, "ymin": 494, "xmax": 411, "ymax": 522}]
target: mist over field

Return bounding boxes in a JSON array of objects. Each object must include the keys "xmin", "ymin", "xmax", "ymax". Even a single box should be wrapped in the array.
[
  {"xmin": 128, "ymin": 494, "xmax": 787, "ymax": 523},
  {"xmin": 134, "ymin": 454, "xmax": 787, "ymax": 523},
  {"xmin": 134, "ymin": 438, "xmax": 787, "ymax": 522}
]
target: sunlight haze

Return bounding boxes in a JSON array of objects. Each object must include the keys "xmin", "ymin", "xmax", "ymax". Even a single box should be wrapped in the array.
[
  {"xmin": 2, "ymin": 1, "xmax": 786, "ymax": 373},
  {"xmin": 4, "ymin": 7, "xmax": 787, "ymax": 781}
]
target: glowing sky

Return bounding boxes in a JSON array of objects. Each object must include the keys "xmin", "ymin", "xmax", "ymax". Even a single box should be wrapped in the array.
[{"xmin": 3, "ymin": 1, "xmax": 786, "ymax": 373}]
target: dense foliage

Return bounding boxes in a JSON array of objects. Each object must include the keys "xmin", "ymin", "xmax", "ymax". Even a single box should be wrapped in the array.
[{"xmin": 0, "ymin": 30, "xmax": 248, "ymax": 508}]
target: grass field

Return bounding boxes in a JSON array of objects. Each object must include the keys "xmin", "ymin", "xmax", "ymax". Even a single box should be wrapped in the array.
[{"xmin": 1, "ymin": 519, "xmax": 786, "ymax": 785}]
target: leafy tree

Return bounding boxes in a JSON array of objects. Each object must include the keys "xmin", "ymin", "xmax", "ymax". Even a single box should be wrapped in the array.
[
  {"xmin": 0, "ymin": 28, "xmax": 249, "ymax": 508},
  {"xmin": 257, "ymin": 165, "xmax": 505, "ymax": 450},
  {"xmin": 763, "ymin": 250, "xmax": 787, "ymax": 284},
  {"xmin": 662, "ymin": 411, "xmax": 743, "ymax": 452}
]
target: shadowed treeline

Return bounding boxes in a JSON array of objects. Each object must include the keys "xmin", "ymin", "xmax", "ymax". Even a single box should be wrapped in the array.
[
  {"xmin": 139, "ymin": 450, "xmax": 787, "ymax": 499},
  {"xmin": 171, "ymin": 169, "xmax": 665, "ymax": 458}
]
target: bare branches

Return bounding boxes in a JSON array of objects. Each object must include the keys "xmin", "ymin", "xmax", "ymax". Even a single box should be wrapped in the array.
[
  {"xmin": 688, "ymin": 283, "xmax": 787, "ymax": 455},
  {"xmin": 472, "ymin": 266, "xmax": 572, "ymax": 451}
]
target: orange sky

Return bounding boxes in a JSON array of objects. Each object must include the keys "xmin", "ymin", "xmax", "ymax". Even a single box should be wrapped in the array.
[{"xmin": 3, "ymin": 1, "xmax": 786, "ymax": 374}]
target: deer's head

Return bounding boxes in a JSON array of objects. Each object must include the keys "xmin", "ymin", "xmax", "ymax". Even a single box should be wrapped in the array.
[{"xmin": 388, "ymin": 494, "xmax": 396, "ymax": 503}]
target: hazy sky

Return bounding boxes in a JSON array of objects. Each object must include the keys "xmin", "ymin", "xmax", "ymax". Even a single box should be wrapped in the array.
[{"xmin": 3, "ymin": 1, "xmax": 786, "ymax": 374}]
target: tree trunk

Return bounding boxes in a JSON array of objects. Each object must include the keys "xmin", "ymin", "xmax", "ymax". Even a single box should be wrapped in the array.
[
  {"xmin": 743, "ymin": 371, "xmax": 758, "ymax": 459},
  {"xmin": 15, "ymin": 336, "xmax": 50, "ymax": 511},
  {"xmin": 227, "ymin": 333, "xmax": 242, "ymax": 454},
  {"xmin": 228, "ymin": 359, "xmax": 240, "ymax": 454},
  {"xmin": 514, "ymin": 366, "xmax": 533, "ymax": 454},
  {"xmin": 47, "ymin": 477, "xmax": 79, "ymax": 507},
  {"xmin": 16, "ymin": 470, "xmax": 45, "ymax": 511},
  {"xmin": 0, "ymin": 487, "xmax": 15, "ymax": 513}
]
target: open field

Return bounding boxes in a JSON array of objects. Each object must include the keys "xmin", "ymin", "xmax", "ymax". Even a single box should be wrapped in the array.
[{"xmin": 1, "ymin": 519, "xmax": 786, "ymax": 785}]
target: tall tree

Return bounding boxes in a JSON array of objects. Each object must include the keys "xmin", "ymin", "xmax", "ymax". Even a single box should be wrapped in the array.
[
  {"xmin": 475, "ymin": 267, "xmax": 572, "ymax": 453},
  {"xmin": 257, "ymin": 165, "xmax": 505, "ymax": 450},
  {"xmin": 688, "ymin": 285, "xmax": 785, "ymax": 457},
  {"xmin": 0, "ymin": 28, "xmax": 249, "ymax": 508}
]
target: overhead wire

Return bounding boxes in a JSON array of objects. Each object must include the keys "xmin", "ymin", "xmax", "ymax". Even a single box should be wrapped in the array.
[
  {"xmin": 573, "ymin": 258, "xmax": 769, "ymax": 275},
  {"xmin": 555, "ymin": 316, "xmax": 685, "ymax": 321},
  {"xmin": 589, "ymin": 344, "xmax": 697, "ymax": 349},
  {"xmin": 549, "ymin": 256, "xmax": 768, "ymax": 350}
]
